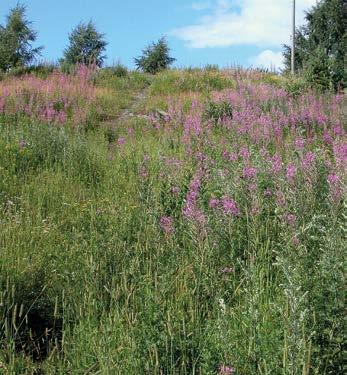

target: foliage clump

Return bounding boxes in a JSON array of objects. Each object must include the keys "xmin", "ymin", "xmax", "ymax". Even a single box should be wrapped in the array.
[
  {"xmin": 134, "ymin": 37, "xmax": 175, "ymax": 74},
  {"xmin": 0, "ymin": 4, "xmax": 42, "ymax": 72},
  {"xmin": 204, "ymin": 100, "xmax": 233, "ymax": 123},
  {"xmin": 283, "ymin": 0, "xmax": 346, "ymax": 91},
  {"xmin": 105, "ymin": 63, "xmax": 128, "ymax": 78},
  {"xmin": 61, "ymin": 21, "xmax": 107, "ymax": 67}
]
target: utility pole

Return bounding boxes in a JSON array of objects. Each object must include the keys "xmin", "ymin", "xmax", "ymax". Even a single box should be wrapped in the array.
[{"xmin": 291, "ymin": 0, "xmax": 296, "ymax": 74}]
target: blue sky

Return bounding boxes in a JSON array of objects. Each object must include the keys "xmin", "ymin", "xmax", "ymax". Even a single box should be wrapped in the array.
[{"xmin": 0, "ymin": 0, "xmax": 317, "ymax": 70}]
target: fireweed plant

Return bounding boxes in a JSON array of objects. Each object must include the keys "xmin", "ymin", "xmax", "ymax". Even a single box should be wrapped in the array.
[{"xmin": 0, "ymin": 67, "xmax": 345, "ymax": 374}]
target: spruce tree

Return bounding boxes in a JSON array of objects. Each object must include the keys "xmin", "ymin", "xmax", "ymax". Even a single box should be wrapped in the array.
[{"xmin": 283, "ymin": 0, "xmax": 346, "ymax": 90}]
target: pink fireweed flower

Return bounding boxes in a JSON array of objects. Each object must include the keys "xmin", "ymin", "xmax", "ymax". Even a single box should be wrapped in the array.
[
  {"xmin": 332, "ymin": 124, "xmax": 343, "ymax": 137},
  {"xmin": 19, "ymin": 139, "xmax": 27, "ymax": 150},
  {"xmin": 229, "ymin": 152, "xmax": 238, "ymax": 161},
  {"xmin": 270, "ymin": 154, "xmax": 282, "ymax": 174},
  {"xmin": 327, "ymin": 173, "xmax": 343, "ymax": 202},
  {"xmin": 242, "ymin": 166, "xmax": 257, "ymax": 180},
  {"xmin": 217, "ymin": 169, "xmax": 229, "ymax": 178},
  {"xmin": 323, "ymin": 130, "xmax": 333, "ymax": 145},
  {"xmin": 284, "ymin": 213, "xmax": 296, "ymax": 227},
  {"xmin": 333, "ymin": 143, "xmax": 347, "ymax": 171},
  {"xmin": 223, "ymin": 150, "xmax": 231, "ymax": 160},
  {"xmin": 250, "ymin": 205, "xmax": 260, "ymax": 215},
  {"xmin": 139, "ymin": 166, "xmax": 148, "ymax": 179},
  {"xmin": 209, "ymin": 198, "xmax": 220, "ymax": 209},
  {"xmin": 276, "ymin": 190, "xmax": 286, "ymax": 207},
  {"xmin": 260, "ymin": 147, "xmax": 268, "ymax": 158},
  {"xmin": 239, "ymin": 146, "xmax": 250, "ymax": 160},
  {"xmin": 165, "ymin": 158, "xmax": 183, "ymax": 170},
  {"xmin": 195, "ymin": 152, "xmax": 207, "ymax": 162},
  {"xmin": 294, "ymin": 137, "xmax": 305, "ymax": 150},
  {"xmin": 56, "ymin": 111, "xmax": 67, "ymax": 123},
  {"xmin": 248, "ymin": 183, "xmax": 257, "ymax": 193},
  {"xmin": 190, "ymin": 176, "xmax": 201, "ymax": 191},
  {"xmin": 324, "ymin": 157, "xmax": 333, "ymax": 169},
  {"xmin": 327, "ymin": 173, "xmax": 339, "ymax": 184},
  {"xmin": 75, "ymin": 63, "xmax": 96, "ymax": 81},
  {"xmin": 286, "ymin": 164, "xmax": 297, "ymax": 181},
  {"xmin": 160, "ymin": 216, "xmax": 174, "ymax": 235},
  {"xmin": 301, "ymin": 151, "xmax": 316, "ymax": 170},
  {"xmin": 221, "ymin": 198, "xmax": 240, "ymax": 216},
  {"xmin": 292, "ymin": 235, "xmax": 300, "ymax": 247},
  {"xmin": 117, "ymin": 137, "xmax": 126, "ymax": 146},
  {"xmin": 183, "ymin": 113, "xmax": 202, "ymax": 143},
  {"xmin": 219, "ymin": 365, "xmax": 235, "ymax": 374},
  {"xmin": 183, "ymin": 171, "xmax": 206, "ymax": 225},
  {"xmin": 171, "ymin": 186, "xmax": 180, "ymax": 195}
]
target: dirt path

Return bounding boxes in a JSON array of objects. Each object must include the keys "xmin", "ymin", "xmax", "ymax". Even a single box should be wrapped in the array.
[
  {"xmin": 117, "ymin": 89, "xmax": 148, "ymax": 122},
  {"xmin": 104, "ymin": 87, "xmax": 150, "ymax": 155}
]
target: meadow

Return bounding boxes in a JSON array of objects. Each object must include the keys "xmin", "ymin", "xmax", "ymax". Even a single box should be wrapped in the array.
[{"xmin": 0, "ymin": 66, "xmax": 345, "ymax": 374}]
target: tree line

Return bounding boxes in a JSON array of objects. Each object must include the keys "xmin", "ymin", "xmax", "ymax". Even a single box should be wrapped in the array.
[
  {"xmin": 0, "ymin": 4, "xmax": 175, "ymax": 75},
  {"xmin": 283, "ymin": 0, "xmax": 346, "ymax": 91},
  {"xmin": 0, "ymin": 1, "xmax": 346, "ymax": 89}
]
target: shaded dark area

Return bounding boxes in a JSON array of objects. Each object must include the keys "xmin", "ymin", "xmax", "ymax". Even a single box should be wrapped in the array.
[{"xmin": 1, "ymin": 275, "xmax": 63, "ymax": 364}]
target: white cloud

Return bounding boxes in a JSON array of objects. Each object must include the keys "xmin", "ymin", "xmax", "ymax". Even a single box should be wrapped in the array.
[
  {"xmin": 250, "ymin": 49, "xmax": 284, "ymax": 70},
  {"xmin": 172, "ymin": 0, "xmax": 317, "ymax": 48}
]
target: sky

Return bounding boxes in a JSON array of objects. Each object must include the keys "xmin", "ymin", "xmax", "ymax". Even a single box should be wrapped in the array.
[{"xmin": 0, "ymin": 0, "xmax": 318, "ymax": 70}]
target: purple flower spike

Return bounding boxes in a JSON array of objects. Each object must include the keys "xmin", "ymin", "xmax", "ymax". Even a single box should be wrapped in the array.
[
  {"xmin": 219, "ymin": 364, "xmax": 235, "ymax": 374},
  {"xmin": 160, "ymin": 216, "xmax": 174, "ymax": 235},
  {"xmin": 221, "ymin": 198, "xmax": 240, "ymax": 216}
]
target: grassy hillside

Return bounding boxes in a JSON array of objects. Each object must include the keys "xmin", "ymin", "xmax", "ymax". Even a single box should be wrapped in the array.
[{"xmin": 0, "ymin": 67, "xmax": 345, "ymax": 374}]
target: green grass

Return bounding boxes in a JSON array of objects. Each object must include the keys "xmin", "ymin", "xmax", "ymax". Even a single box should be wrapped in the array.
[{"xmin": 0, "ymin": 68, "xmax": 345, "ymax": 374}]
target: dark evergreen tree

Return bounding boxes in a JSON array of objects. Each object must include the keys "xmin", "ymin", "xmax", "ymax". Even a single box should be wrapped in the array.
[
  {"xmin": 0, "ymin": 4, "xmax": 42, "ymax": 72},
  {"xmin": 282, "ymin": 26, "xmax": 309, "ymax": 73},
  {"xmin": 134, "ymin": 37, "xmax": 176, "ymax": 74},
  {"xmin": 283, "ymin": 0, "xmax": 346, "ymax": 90},
  {"xmin": 62, "ymin": 21, "xmax": 107, "ymax": 67}
]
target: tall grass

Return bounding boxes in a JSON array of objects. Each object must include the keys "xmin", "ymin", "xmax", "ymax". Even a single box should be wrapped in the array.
[{"xmin": 0, "ymin": 68, "xmax": 345, "ymax": 374}]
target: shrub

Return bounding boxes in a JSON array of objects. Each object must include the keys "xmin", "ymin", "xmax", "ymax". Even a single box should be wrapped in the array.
[
  {"xmin": 284, "ymin": 76, "xmax": 310, "ymax": 97},
  {"xmin": 134, "ymin": 37, "xmax": 175, "ymax": 74},
  {"xmin": 102, "ymin": 63, "xmax": 128, "ymax": 78},
  {"xmin": 204, "ymin": 100, "xmax": 233, "ymax": 123},
  {"xmin": 204, "ymin": 64, "xmax": 219, "ymax": 71},
  {"xmin": 110, "ymin": 63, "xmax": 128, "ymax": 77},
  {"xmin": 2, "ymin": 63, "xmax": 57, "ymax": 78}
]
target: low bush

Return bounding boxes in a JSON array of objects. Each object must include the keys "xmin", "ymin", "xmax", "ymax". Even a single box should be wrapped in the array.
[
  {"xmin": 204, "ymin": 100, "xmax": 233, "ymax": 123},
  {"xmin": 134, "ymin": 37, "xmax": 175, "ymax": 74}
]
